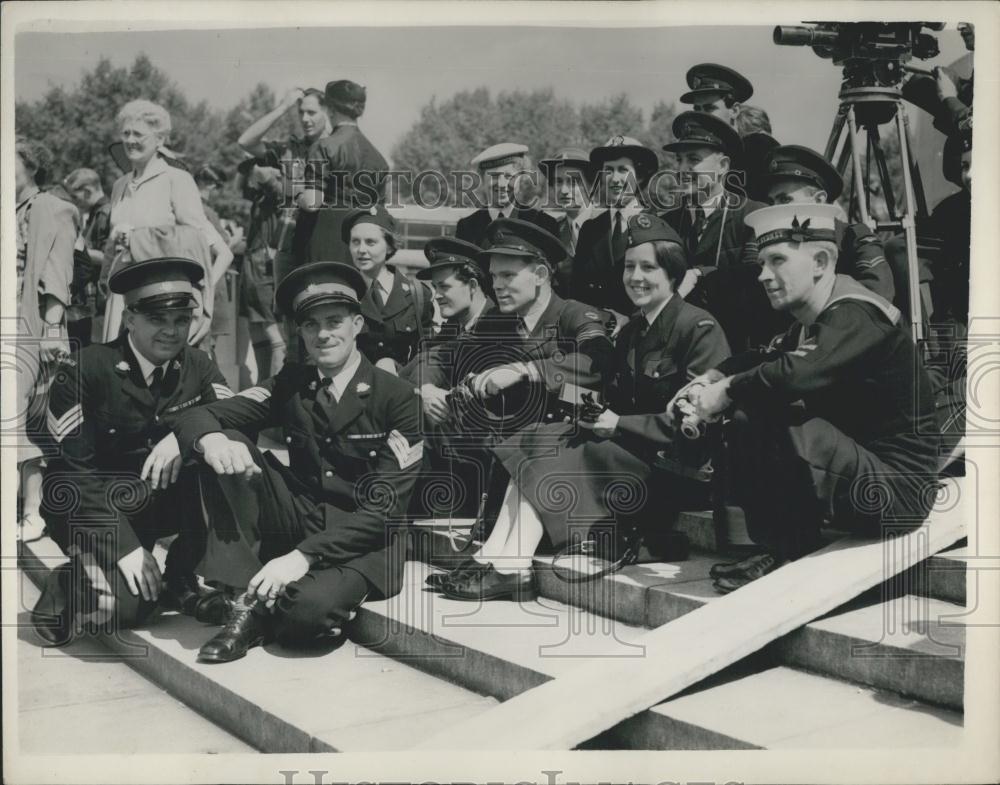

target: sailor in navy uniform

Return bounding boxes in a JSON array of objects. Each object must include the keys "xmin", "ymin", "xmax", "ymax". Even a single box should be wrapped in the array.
[
  {"xmin": 344, "ymin": 204, "xmax": 435, "ymax": 372},
  {"xmin": 572, "ymin": 135, "xmax": 661, "ymax": 323},
  {"xmin": 455, "ymin": 143, "xmax": 559, "ymax": 247},
  {"xmin": 661, "ymin": 111, "xmax": 769, "ymax": 351},
  {"xmin": 174, "ymin": 262, "xmax": 423, "ymax": 663},
  {"xmin": 763, "ymin": 144, "xmax": 894, "ymax": 302},
  {"xmin": 32, "ymin": 257, "xmax": 236, "ymax": 646},
  {"xmin": 671, "ymin": 204, "xmax": 940, "ymax": 593}
]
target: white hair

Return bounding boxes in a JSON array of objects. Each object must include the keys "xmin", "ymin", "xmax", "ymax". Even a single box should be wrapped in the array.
[{"xmin": 116, "ymin": 100, "xmax": 172, "ymax": 138}]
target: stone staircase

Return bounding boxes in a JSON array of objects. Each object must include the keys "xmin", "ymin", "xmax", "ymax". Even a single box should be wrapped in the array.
[{"xmin": 18, "ymin": 488, "xmax": 969, "ymax": 752}]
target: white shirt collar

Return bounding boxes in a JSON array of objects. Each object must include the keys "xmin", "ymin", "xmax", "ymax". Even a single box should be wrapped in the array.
[
  {"xmin": 698, "ymin": 191, "xmax": 726, "ymax": 220},
  {"xmin": 318, "ymin": 348, "xmax": 363, "ymax": 402},
  {"xmin": 127, "ymin": 334, "xmax": 169, "ymax": 386},
  {"xmin": 520, "ymin": 288, "xmax": 552, "ymax": 334},
  {"xmin": 489, "ymin": 203, "xmax": 517, "ymax": 222},
  {"xmin": 640, "ymin": 292, "xmax": 673, "ymax": 328},
  {"xmin": 375, "ymin": 266, "xmax": 395, "ymax": 300}
]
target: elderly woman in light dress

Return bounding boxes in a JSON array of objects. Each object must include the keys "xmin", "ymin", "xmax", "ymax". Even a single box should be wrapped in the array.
[{"xmin": 102, "ymin": 99, "xmax": 233, "ymax": 346}]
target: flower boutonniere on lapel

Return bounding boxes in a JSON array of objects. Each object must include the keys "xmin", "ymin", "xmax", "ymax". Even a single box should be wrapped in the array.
[
  {"xmin": 401, "ymin": 282, "xmax": 411, "ymax": 294},
  {"xmin": 115, "ymin": 361, "xmax": 131, "ymax": 375},
  {"xmin": 171, "ymin": 359, "xmax": 182, "ymax": 371},
  {"xmin": 355, "ymin": 381, "xmax": 372, "ymax": 398},
  {"xmin": 307, "ymin": 379, "xmax": 319, "ymax": 392}
]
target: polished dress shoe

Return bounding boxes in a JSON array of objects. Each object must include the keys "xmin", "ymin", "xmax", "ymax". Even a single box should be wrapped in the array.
[
  {"xmin": 160, "ymin": 571, "xmax": 207, "ymax": 616},
  {"xmin": 194, "ymin": 588, "xmax": 234, "ymax": 625},
  {"xmin": 31, "ymin": 564, "xmax": 75, "ymax": 647},
  {"xmin": 440, "ymin": 563, "xmax": 536, "ymax": 602},
  {"xmin": 197, "ymin": 595, "xmax": 270, "ymax": 663},
  {"xmin": 425, "ymin": 557, "xmax": 483, "ymax": 589},
  {"xmin": 712, "ymin": 552, "xmax": 785, "ymax": 594}
]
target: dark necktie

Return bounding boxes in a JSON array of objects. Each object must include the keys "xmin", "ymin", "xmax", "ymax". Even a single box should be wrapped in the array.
[
  {"xmin": 318, "ymin": 376, "xmax": 336, "ymax": 407},
  {"xmin": 610, "ymin": 211, "xmax": 626, "ymax": 262},
  {"xmin": 627, "ymin": 318, "xmax": 650, "ymax": 403},
  {"xmin": 149, "ymin": 366, "xmax": 164, "ymax": 407},
  {"xmin": 371, "ymin": 282, "xmax": 385, "ymax": 309},
  {"xmin": 688, "ymin": 204, "xmax": 705, "ymax": 257}
]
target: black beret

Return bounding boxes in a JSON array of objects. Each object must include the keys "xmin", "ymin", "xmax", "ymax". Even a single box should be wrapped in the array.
[
  {"xmin": 764, "ymin": 144, "xmax": 843, "ymax": 201},
  {"xmin": 275, "ymin": 262, "xmax": 367, "ymax": 319},
  {"xmin": 625, "ymin": 212, "xmax": 684, "ymax": 249},
  {"xmin": 681, "ymin": 63, "xmax": 754, "ymax": 105},
  {"xmin": 663, "ymin": 111, "xmax": 743, "ymax": 160},
  {"xmin": 340, "ymin": 204, "xmax": 397, "ymax": 244},
  {"xmin": 109, "ymin": 256, "xmax": 203, "ymax": 312},
  {"xmin": 417, "ymin": 236, "xmax": 485, "ymax": 280},
  {"xmin": 481, "ymin": 217, "xmax": 569, "ymax": 268}
]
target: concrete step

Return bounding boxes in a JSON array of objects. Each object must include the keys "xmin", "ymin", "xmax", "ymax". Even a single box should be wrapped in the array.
[
  {"xmin": 18, "ymin": 537, "xmax": 497, "ymax": 752},
  {"xmin": 356, "ymin": 561, "xmax": 964, "ymax": 749},
  {"xmin": 16, "ymin": 574, "xmax": 253, "ymax": 755}
]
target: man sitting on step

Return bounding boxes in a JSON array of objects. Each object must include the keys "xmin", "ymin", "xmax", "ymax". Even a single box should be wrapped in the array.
[
  {"xmin": 669, "ymin": 203, "xmax": 941, "ymax": 593},
  {"xmin": 31, "ymin": 257, "xmax": 236, "ymax": 647},
  {"xmin": 173, "ymin": 262, "xmax": 423, "ymax": 663}
]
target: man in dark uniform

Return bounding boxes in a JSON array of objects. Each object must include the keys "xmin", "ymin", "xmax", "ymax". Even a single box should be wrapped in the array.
[
  {"xmin": 173, "ymin": 262, "xmax": 423, "ymax": 663},
  {"xmin": 455, "ymin": 143, "xmax": 559, "ymax": 247},
  {"xmin": 679, "ymin": 63, "xmax": 754, "ymax": 129},
  {"xmin": 661, "ymin": 111, "xmax": 769, "ymax": 351},
  {"xmin": 31, "ymin": 257, "xmax": 236, "ymax": 646},
  {"xmin": 538, "ymin": 147, "xmax": 596, "ymax": 294},
  {"xmin": 671, "ymin": 204, "xmax": 940, "ymax": 592},
  {"xmin": 425, "ymin": 217, "xmax": 616, "ymax": 591},
  {"xmin": 299, "ymin": 80, "xmax": 390, "ymax": 265},
  {"xmin": 573, "ymin": 135, "xmax": 660, "ymax": 323},
  {"xmin": 763, "ymin": 144, "xmax": 895, "ymax": 302}
]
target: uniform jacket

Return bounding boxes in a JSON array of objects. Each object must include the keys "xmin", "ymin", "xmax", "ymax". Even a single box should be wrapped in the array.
[
  {"xmin": 358, "ymin": 266, "xmax": 436, "ymax": 368},
  {"xmin": 174, "ymin": 354, "xmax": 422, "ymax": 597},
  {"xmin": 572, "ymin": 208, "xmax": 648, "ymax": 318},
  {"xmin": 720, "ymin": 275, "xmax": 940, "ymax": 475},
  {"xmin": 835, "ymin": 219, "xmax": 894, "ymax": 302},
  {"xmin": 455, "ymin": 207, "xmax": 560, "ymax": 248},
  {"xmin": 41, "ymin": 336, "xmax": 234, "ymax": 565},
  {"xmin": 609, "ymin": 295, "xmax": 731, "ymax": 448}
]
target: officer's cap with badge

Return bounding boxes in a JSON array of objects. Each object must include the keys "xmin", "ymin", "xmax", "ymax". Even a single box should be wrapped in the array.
[
  {"xmin": 589, "ymin": 135, "xmax": 659, "ymax": 184},
  {"xmin": 417, "ymin": 237, "xmax": 485, "ymax": 280},
  {"xmin": 680, "ymin": 63, "xmax": 754, "ymax": 105},
  {"xmin": 480, "ymin": 217, "xmax": 569, "ymax": 268},
  {"xmin": 744, "ymin": 203, "xmax": 840, "ymax": 251},
  {"xmin": 663, "ymin": 111, "xmax": 743, "ymax": 160},
  {"xmin": 110, "ymin": 257, "xmax": 204, "ymax": 313},
  {"xmin": 624, "ymin": 213, "xmax": 685, "ymax": 249},
  {"xmin": 764, "ymin": 144, "xmax": 844, "ymax": 201},
  {"xmin": 275, "ymin": 262, "xmax": 367, "ymax": 321},
  {"xmin": 472, "ymin": 142, "xmax": 529, "ymax": 172},
  {"xmin": 340, "ymin": 203, "xmax": 398, "ymax": 244},
  {"xmin": 539, "ymin": 147, "xmax": 594, "ymax": 183}
]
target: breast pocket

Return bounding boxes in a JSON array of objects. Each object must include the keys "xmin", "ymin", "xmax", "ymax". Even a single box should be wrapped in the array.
[
  {"xmin": 642, "ymin": 358, "xmax": 683, "ymax": 405},
  {"xmin": 332, "ymin": 437, "xmax": 381, "ymax": 478}
]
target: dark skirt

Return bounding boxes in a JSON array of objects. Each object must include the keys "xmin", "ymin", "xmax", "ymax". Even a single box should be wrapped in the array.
[{"xmin": 496, "ymin": 422, "xmax": 657, "ymax": 551}]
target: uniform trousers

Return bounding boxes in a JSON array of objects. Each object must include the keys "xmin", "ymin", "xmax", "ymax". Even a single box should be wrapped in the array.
[
  {"xmin": 726, "ymin": 403, "xmax": 939, "ymax": 560},
  {"xmin": 196, "ymin": 429, "xmax": 371, "ymax": 644}
]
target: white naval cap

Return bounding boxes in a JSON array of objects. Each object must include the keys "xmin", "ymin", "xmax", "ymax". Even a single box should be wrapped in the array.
[{"xmin": 745, "ymin": 203, "xmax": 840, "ymax": 250}]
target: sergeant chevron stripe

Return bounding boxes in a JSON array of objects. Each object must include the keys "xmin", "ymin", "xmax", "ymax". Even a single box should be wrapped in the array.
[
  {"xmin": 47, "ymin": 404, "xmax": 83, "ymax": 441},
  {"xmin": 211, "ymin": 383, "xmax": 235, "ymax": 399},
  {"xmin": 236, "ymin": 386, "xmax": 271, "ymax": 403}
]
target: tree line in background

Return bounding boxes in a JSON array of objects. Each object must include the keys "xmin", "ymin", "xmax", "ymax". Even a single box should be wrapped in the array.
[{"xmin": 15, "ymin": 54, "xmax": 679, "ymax": 221}]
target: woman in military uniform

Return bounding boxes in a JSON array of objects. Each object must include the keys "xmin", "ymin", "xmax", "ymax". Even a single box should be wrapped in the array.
[
  {"xmin": 344, "ymin": 205, "xmax": 435, "ymax": 372},
  {"xmin": 437, "ymin": 214, "xmax": 731, "ymax": 601}
]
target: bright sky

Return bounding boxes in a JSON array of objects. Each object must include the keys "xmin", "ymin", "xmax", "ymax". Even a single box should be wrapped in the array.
[{"xmin": 15, "ymin": 24, "xmax": 970, "ymax": 164}]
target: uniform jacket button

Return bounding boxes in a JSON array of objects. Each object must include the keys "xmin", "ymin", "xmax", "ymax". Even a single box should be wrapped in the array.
[
  {"xmin": 325, "ymin": 437, "xmax": 332, "ymax": 443},
  {"xmin": 325, "ymin": 470, "xmax": 333, "ymax": 478},
  {"xmin": 286, "ymin": 436, "xmax": 292, "ymax": 444},
  {"xmin": 405, "ymin": 326, "xmax": 412, "ymax": 332},
  {"xmin": 378, "ymin": 341, "xmax": 385, "ymax": 348},
  {"xmin": 545, "ymin": 413, "xmax": 553, "ymax": 419},
  {"xmin": 369, "ymin": 449, "xmax": 377, "ymax": 457},
  {"xmin": 653, "ymin": 372, "xmax": 660, "ymax": 378},
  {"xmin": 108, "ymin": 427, "xmax": 116, "ymax": 434}
]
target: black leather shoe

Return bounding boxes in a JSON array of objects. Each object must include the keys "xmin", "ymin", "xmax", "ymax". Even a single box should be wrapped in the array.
[
  {"xmin": 440, "ymin": 563, "xmax": 536, "ymax": 602},
  {"xmin": 160, "ymin": 571, "xmax": 207, "ymax": 616},
  {"xmin": 712, "ymin": 552, "xmax": 785, "ymax": 594},
  {"xmin": 197, "ymin": 596, "xmax": 269, "ymax": 663},
  {"xmin": 425, "ymin": 557, "xmax": 484, "ymax": 589},
  {"xmin": 31, "ymin": 564, "xmax": 75, "ymax": 647},
  {"xmin": 194, "ymin": 589, "xmax": 234, "ymax": 625}
]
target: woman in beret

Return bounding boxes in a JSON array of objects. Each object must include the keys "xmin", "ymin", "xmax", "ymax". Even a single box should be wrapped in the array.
[
  {"xmin": 435, "ymin": 214, "xmax": 731, "ymax": 601},
  {"xmin": 14, "ymin": 139, "xmax": 79, "ymax": 543},
  {"xmin": 102, "ymin": 99, "xmax": 233, "ymax": 346},
  {"xmin": 344, "ymin": 206, "xmax": 435, "ymax": 373}
]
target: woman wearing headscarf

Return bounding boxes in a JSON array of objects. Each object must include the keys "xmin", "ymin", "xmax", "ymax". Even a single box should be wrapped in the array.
[
  {"xmin": 102, "ymin": 99, "xmax": 233, "ymax": 345},
  {"xmin": 14, "ymin": 139, "xmax": 78, "ymax": 542}
]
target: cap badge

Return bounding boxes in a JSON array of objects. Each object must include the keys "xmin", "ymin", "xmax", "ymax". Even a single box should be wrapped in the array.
[
  {"xmin": 612, "ymin": 135, "xmax": 625, "ymax": 146},
  {"xmin": 636, "ymin": 214, "xmax": 652, "ymax": 229},
  {"xmin": 402, "ymin": 283, "xmax": 410, "ymax": 292},
  {"xmin": 369, "ymin": 206, "xmax": 378, "ymax": 216},
  {"xmin": 692, "ymin": 76, "xmax": 702, "ymax": 88},
  {"xmin": 447, "ymin": 255, "xmax": 456, "ymax": 262},
  {"xmin": 769, "ymin": 160, "xmax": 779, "ymax": 171},
  {"xmin": 789, "ymin": 215, "xmax": 811, "ymax": 243},
  {"xmin": 494, "ymin": 229, "xmax": 505, "ymax": 242},
  {"xmin": 171, "ymin": 359, "xmax": 182, "ymax": 370}
]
